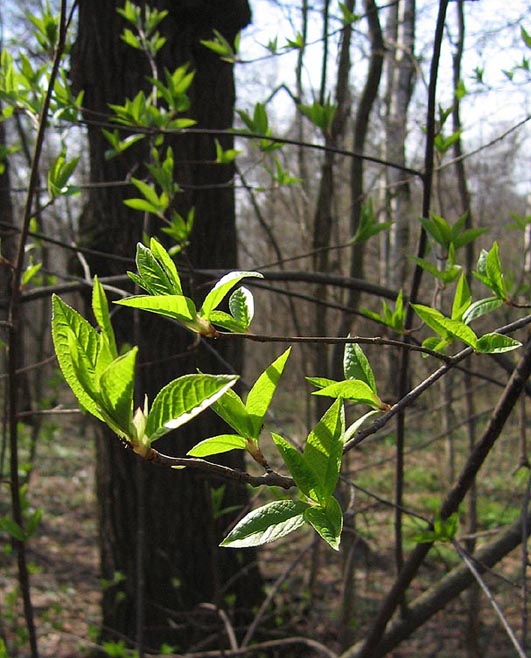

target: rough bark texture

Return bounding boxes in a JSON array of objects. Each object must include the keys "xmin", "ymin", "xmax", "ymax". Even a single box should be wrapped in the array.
[{"xmin": 71, "ymin": 1, "xmax": 262, "ymax": 651}]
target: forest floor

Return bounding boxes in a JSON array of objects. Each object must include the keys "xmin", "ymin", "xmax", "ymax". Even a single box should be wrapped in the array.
[{"xmin": 1, "ymin": 414, "xmax": 528, "ymax": 658}]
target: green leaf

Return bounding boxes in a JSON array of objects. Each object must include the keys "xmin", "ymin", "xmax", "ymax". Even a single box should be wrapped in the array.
[
  {"xmin": 21, "ymin": 262, "xmax": 42, "ymax": 287},
  {"xmin": 451, "ymin": 274, "xmax": 471, "ymax": 321},
  {"xmin": 475, "ymin": 333, "xmax": 522, "ymax": 354},
  {"xmin": 199, "ymin": 271, "xmax": 263, "ymax": 320},
  {"xmin": 133, "ymin": 241, "xmax": 182, "ymax": 295},
  {"xmin": 124, "ymin": 198, "xmax": 161, "ymax": 215},
  {"xmin": 303, "ymin": 399, "xmax": 345, "ymax": 500},
  {"xmin": 98, "ymin": 348, "xmax": 137, "ymax": 437},
  {"xmin": 220, "ymin": 499, "xmax": 308, "ymax": 548},
  {"xmin": 344, "ymin": 409, "xmax": 380, "ymax": 443},
  {"xmin": 92, "ymin": 277, "xmax": 117, "ymax": 358},
  {"xmin": 272, "ymin": 433, "xmax": 322, "ymax": 502},
  {"xmin": 306, "ymin": 376, "xmax": 338, "ymax": 390},
  {"xmin": 211, "ymin": 386, "xmax": 252, "ymax": 437},
  {"xmin": 462, "ymin": 297, "xmax": 504, "ymax": 324},
  {"xmin": 209, "ymin": 310, "xmax": 248, "ymax": 334},
  {"xmin": 187, "ymin": 434, "xmax": 247, "ymax": 457},
  {"xmin": 312, "ymin": 380, "xmax": 383, "ymax": 409},
  {"xmin": 51, "ymin": 295, "xmax": 105, "ymax": 421},
  {"xmin": 475, "ymin": 243, "xmax": 507, "ymax": 299},
  {"xmin": 229, "ymin": 286, "xmax": 254, "ymax": 330},
  {"xmin": 0, "ymin": 517, "xmax": 26, "ymax": 541},
  {"xmin": 412, "ymin": 304, "xmax": 478, "ymax": 348},
  {"xmin": 245, "ymin": 348, "xmax": 291, "ymax": 438},
  {"xmin": 149, "ymin": 238, "xmax": 182, "ymax": 294},
  {"xmin": 146, "ymin": 374, "xmax": 238, "ymax": 442},
  {"xmin": 343, "ymin": 342, "xmax": 377, "ymax": 393},
  {"xmin": 485, "ymin": 242, "xmax": 507, "ymax": 299},
  {"xmin": 115, "ymin": 295, "xmax": 198, "ymax": 327},
  {"xmin": 304, "ymin": 497, "xmax": 343, "ymax": 551},
  {"xmin": 415, "ymin": 513, "xmax": 459, "ymax": 544}
]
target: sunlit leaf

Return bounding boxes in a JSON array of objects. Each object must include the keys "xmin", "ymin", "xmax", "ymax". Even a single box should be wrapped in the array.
[
  {"xmin": 187, "ymin": 434, "xmax": 247, "ymax": 457},
  {"xmin": 246, "ymin": 348, "xmax": 291, "ymax": 438},
  {"xmin": 221, "ymin": 500, "xmax": 308, "ymax": 548},
  {"xmin": 199, "ymin": 271, "xmax": 263, "ymax": 320},
  {"xmin": 304, "ymin": 497, "xmax": 343, "ymax": 551},
  {"xmin": 146, "ymin": 374, "xmax": 238, "ymax": 442},
  {"xmin": 272, "ymin": 433, "xmax": 321, "ymax": 502}
]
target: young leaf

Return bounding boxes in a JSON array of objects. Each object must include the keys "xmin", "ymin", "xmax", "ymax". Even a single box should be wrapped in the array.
[
  {"xmin": 220, "ymin": 499, "xmax": 308, "ymax": 548},
  {"xmin": 312, "ymin": 380, "xmax": 383, "ymax": 410},
  {"xmin": 475, "ymin": 243, "xmax": 507, "ymax": 300},
  {"xmin": 115, "ymin": 295, "xmax": 199, "ymax": 328},
  {"xmin": 475, "ymin": 333, "xmax": 522, "ymax": 354},
  {"xmin": 209, "ymin": 310, "xmax": 248, "ymax": 334},
  {"xmin": 92, "ymin": 276, "xmax": 117, "ymax": 358},
  {"xmin": 199, "ymin": 271, "xmax": 263, "ymax": 320},
  {"xmin": 303, "ymin": 399, "xmax": 345, "ymax": 500},
  {"xmin": 21, "ymin": 262, "xmax": 42, "ymax": 287},
  {"xmin": 229, "ymin": 286, "xmax": 254, "ymax": 330},
  {"xmin": 451, "ymin": 274, "xmax": 471, "ymax": 321},
  {"xmin": 412, "ymin": 304, "xmax": 478, "ymax": 349},
  {"xmin": 271, "ymin": 433, "xmax": 322, "ymax": 502},
  {"xmin": 343, "ymin": 342, "xmax": 377, "ymax": 393},
  {"xmin": 132, "ymin": 241, "xmax": 182, "ymax": 295},
  {"xmin": 245, "ymin": 348, "xmax": 291, "ymax": 438},
  {"xmin": 149, "ymin": 238, "xmax": 182, "ymax": 294},
  {"xmin": 304, "ymin": 497, "xmax": 343, "ymax": 551},
  {"xmin": 344, "ymin": 409, "xmax": 380, "ymax": 443},
  {"xmin": 146, "ymin": 374, "xmax": 238, "ymax": 442},
  {"xmin": 211, "ymin": 387, "xmax": 252, "ymax": 437},
  {"xmin": 462, "ymin": 297, "xmax": 504, "ymax": 325},
  {"xmin": 51, "ymin": 295, "xmax": 105, "ymax": 421},
  {"xmin": 98, "ymin": 348, "xmax": 137, "ymax": 436},
  {"xmin": 187, "ymin": 434, "xmax": 248, "ymax": 457},
  {"xmin": 306, "ymin": 376, "xmax": 338, "ymax": 390}
]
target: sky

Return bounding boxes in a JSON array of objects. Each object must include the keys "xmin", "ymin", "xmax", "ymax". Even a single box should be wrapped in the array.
[{"xmin": 235, "ymin": 0, "xmax": 531, "ymax": 194}]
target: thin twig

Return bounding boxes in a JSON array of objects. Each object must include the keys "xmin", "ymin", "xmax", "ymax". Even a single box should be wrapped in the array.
[{"xmin": 453, "ymin": 539, "xmax": 527, "ymax": 658}]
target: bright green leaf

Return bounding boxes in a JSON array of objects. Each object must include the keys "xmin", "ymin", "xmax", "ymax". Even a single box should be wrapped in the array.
[
  {"xmin": 221, "ymin": 499, "xmax": 308, "ymax": 548},
  {"xmin": 451, "ymin": 274, "xmax": 471, "ymax": 321},
  {"xmin": 246, "ymin": 348, "xmax": 291, "ymax": 438},
  {"xmin": 209, "ymin": 310, "xmax": 248, "ymax": 333},
  {"xmin": 344, "ymin": 409, "xmax": 380, "ymax": 443},
  {"xmin": 115, "ymin": 295, "xmax": 198, "ymax": 327},
  {"xmin": 211, "ymin": 387, "xmax": 252, "ymax": 437},
  {"xmin": 187, "ymin": 434, "xmax": 247, "ymax": 457},
  {"xmin": 304, "ymin": 497, "xmax": 343, "ymax": 551},
  {"xmin": 303, "ymin": 399, "xmax": 345, "ymax": 499},
  {"xmin": 271, "ymin": 433, "xmax": 322, "ymax": 502},
  {"xmin": 229, "ymin": 286, "xmax": 254, "ymax": 330},
  {"xmin": 343, "ymin": 342, "xmax": 377, "ymax": 393},
  {"xmin": 92, "ymin": 277, "xmax": 117, "ymax": 358},
  {"xmin": 51, "ymin": 295, "xmax": 105, "ymax": 421},
  {"xmin": 98, "ymin": 348, "xmax": 137, "ymax": 436},
  {"xmin": 306, "ymin": 376, "xmax": 338, "ymax": 390},
  {"xmin": 476, "ymin": 333, "xmax": 522, "ymax": 354},
  {"xmin": 199, "ymin": 271, "xmax": 263, "ymax": 320},
  {"xmin": 146, "ymin": 374, "xmax": 238, "ymax": 442},
  {"xmin": 462, "ymin": 297, "xmax": 504, "ymax": 324},
  {"xmin": 312, "ymin": 380, "xmax": 382, "ymax": 409}
]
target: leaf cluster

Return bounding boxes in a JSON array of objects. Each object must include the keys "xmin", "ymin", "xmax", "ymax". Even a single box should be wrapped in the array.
[{"xmin": 116, "ymin": 238, "xmax": 263, "ymax": 336}]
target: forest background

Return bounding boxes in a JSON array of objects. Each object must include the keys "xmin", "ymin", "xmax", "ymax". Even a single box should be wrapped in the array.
[{"xmin": 1, "ymin": 1, "xmax": 531, "ymax": 657}]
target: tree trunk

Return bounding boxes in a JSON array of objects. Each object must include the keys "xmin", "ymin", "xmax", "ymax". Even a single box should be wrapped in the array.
[{"xmin": 71, "ymin": 1, "xmax": 262, "ymax": 651}]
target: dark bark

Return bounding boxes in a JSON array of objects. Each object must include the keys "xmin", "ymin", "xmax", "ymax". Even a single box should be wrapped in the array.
[{"xmin": 71, "ymin": 1, "xmax": 262, "ymax": 651}]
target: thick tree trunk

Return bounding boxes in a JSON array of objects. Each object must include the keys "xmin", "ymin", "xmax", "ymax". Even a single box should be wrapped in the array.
[{"xmin": 71, "ymin": 1, "xmax": 262, "ymax": 651}]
